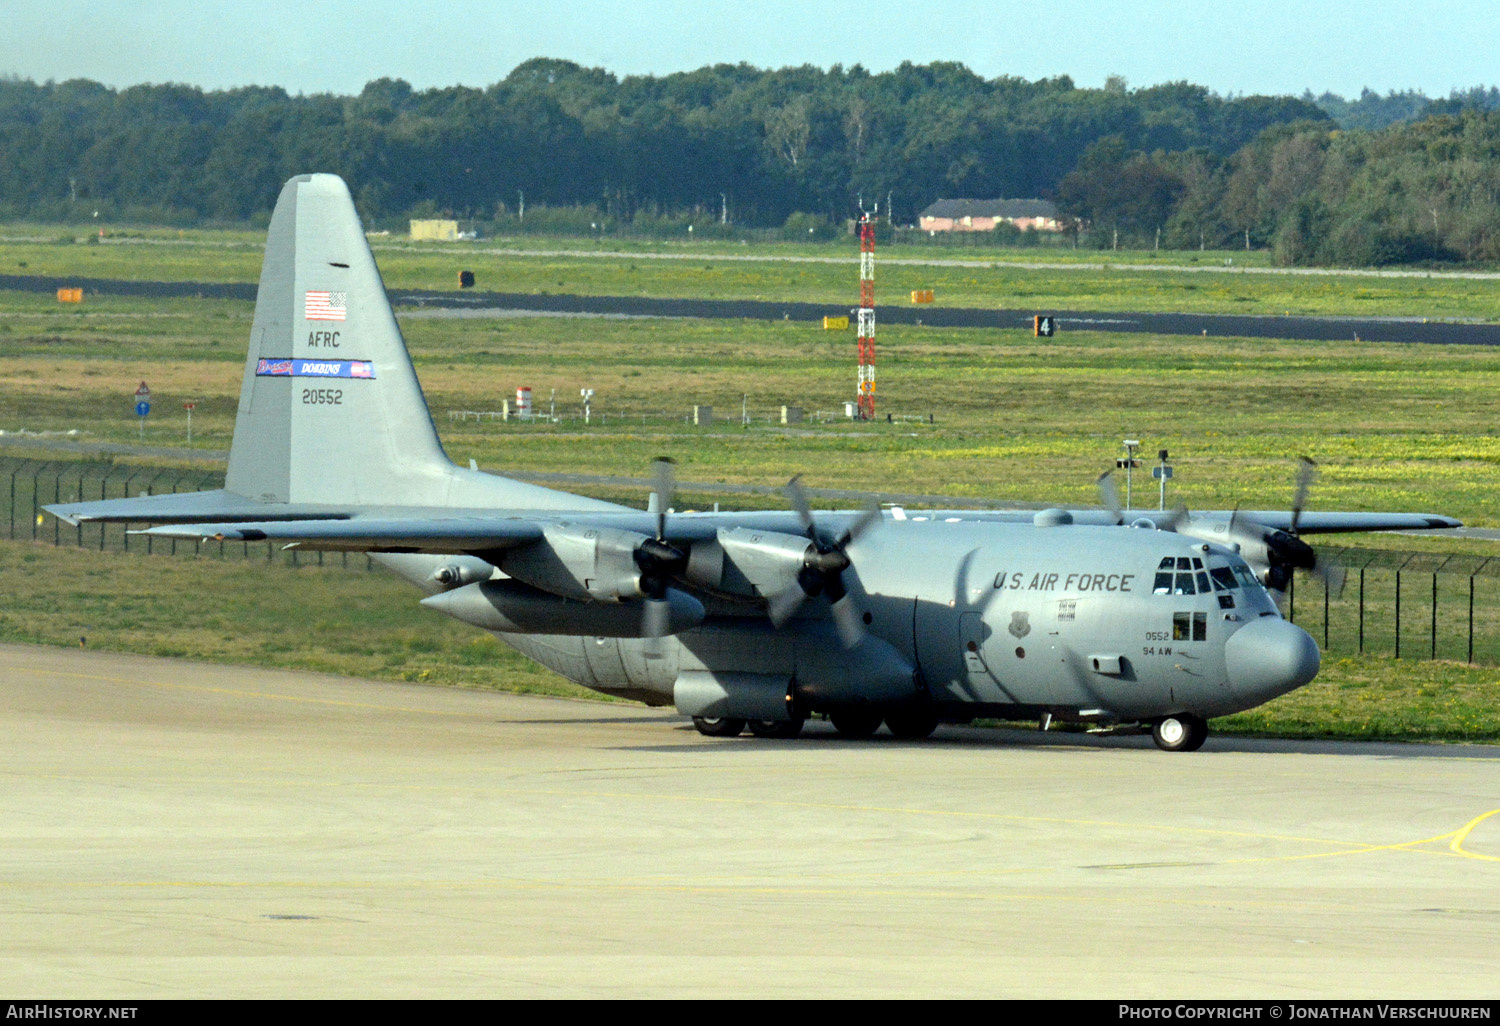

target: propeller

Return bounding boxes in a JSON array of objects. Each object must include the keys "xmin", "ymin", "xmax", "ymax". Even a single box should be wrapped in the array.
[
  {"xmin": 1096, "ymin": 471, "xmax": 1124, "ymax": 525},
  {"xmin": 1133, "ymin": 457, "xmax": 1343, "ymax": 600},
  {"xmin": 1283, "ymin": 456, "xmax": 1346, "ymax": 598},
  {"xmin": 1211, "ymin": 458, "xmax": 1342, "ymax": 598},
  {"xmin": 1098, "ymin": 469, "xmax": 1187, "ymax": 529},
  {"xmin": 771, "ymin": 475, "xmax": 882, "ymax": 647},
  {"xmin": 1291, "ymin": 456, "xmax": 1315, "ymax": 536},
  {"xmin": 636, "ymin": 458, "xmax": 689, "ymax": 647}
]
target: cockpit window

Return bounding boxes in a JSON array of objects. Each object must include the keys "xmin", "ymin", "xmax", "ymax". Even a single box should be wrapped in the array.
[{"xmin": 1159, "ymin": 557, "xmax": 1265, "ymax": 599}]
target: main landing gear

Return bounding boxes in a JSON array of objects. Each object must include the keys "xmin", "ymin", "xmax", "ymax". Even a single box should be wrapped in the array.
[
  {"xmin": 691, "ymin": 707, "xmax": 939, "ymax": 740},
  {"xmin": 1151, "ymin": 713, "xmax": 1209, "ymax": 752},
  {"xmin": 748, "ymin": 717, "xmax": 805, "ymax": 739},
  {"xmin": 691, "ymin": 716, "xmax": 747, "ymax": 738}
]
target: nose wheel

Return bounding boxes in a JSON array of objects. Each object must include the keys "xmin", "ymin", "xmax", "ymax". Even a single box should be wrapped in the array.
[{"xmin": 1152, "ymin": 714, "xmax": 1208, "ymax": 752}]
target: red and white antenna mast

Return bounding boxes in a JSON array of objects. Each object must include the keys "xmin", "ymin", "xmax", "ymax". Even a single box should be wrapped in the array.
[{"xmin": 856, "ymin": 211, "xmax": 876, "ymax": 420}]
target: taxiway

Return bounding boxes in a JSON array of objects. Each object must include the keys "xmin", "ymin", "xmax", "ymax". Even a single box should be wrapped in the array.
[{"xmin": 1, "ymin": 643, "xmax": 1496, "ymax": 998}]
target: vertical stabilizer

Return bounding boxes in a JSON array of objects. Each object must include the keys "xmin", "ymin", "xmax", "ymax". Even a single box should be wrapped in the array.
[
  {"xmin": 224, "ymin": 174, "xmax": 617, "ymax": 512},
  {"xmin": 226, "ymin": 174, "xmax": 449, "ymax": 504}
]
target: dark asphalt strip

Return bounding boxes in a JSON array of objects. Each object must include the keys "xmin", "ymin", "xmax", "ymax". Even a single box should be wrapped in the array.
[{"xmin": 4, "ymin": 272, "xmax": 1498, "ymax": 345}]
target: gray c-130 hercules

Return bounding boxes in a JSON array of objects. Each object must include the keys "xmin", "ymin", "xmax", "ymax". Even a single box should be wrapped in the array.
[{"xmin": 46, "ymin": 174, "xmax": 1462, "ymax": 751}]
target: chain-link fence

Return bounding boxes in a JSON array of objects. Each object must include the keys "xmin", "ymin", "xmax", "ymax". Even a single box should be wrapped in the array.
[
  {"xmin": 6, "ymin": 455, "xmax": 1498, "ymax": 665},
  {"xmin": 1, "ymin": 456, "xmax": 370, "ymax": 570},
  {"xmin": 1283, "ymin": 548, "xmax": 1500, "ymax": 666}
]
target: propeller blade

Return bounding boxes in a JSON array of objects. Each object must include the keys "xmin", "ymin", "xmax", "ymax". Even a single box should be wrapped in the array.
[
  {"xmin": 837, "ymin": 503, "xmax": 882, "ymax": 547},
  {"xmin": 642, "ymin": 595, "xmax": 671, "ymax": 638},
  {"xmin": 1159, "ymin": 504, "xmax": 1191, "ymax": 533},
  {"xmin": 1314, "ymin": 550, "xmax": 1347, "ymax": 600},
  {"xmin": 1291, "ymin": 456, "xmax": 1317, "ymax": 536},
  {"xmin": 651, "ymin": 457, "xmax": 676, "ymax": 541},
  {"xmin": 784, "ymin": 474, "xmax": 816, "ymax": 538},
  {"xmin": 829, "ymin": 594, "xmax": 866, "ymax": 649},
  {"xmin": 767, "ymin": 585, "xmax": 808, "ymax": 628},
  {"xmin": 1096, "ymin": 471, "xmax": 1123, "ymax": 524}
]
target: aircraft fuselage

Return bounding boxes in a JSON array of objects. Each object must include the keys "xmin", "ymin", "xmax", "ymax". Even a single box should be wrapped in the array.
[{"xmin": 390, "ymin": 521, "xmax": 1317, "ymax": 731}]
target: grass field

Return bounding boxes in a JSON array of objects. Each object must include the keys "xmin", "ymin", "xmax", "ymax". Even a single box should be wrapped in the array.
[
  {"xmin": 6, "ymin": 227, "xmax": 1500, "ymax": 319},
  {"xmin": 3, "ymin": 226, "xmax": 1500, "ymax": 744},
  {"xmin": 4, "ymin": 289, "xmax": 1500, "ymax": 524}
]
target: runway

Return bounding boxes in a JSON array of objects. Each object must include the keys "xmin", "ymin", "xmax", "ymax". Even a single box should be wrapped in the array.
[
  {"xmin": 7, "ymin": 271, "xmax": 1500, "ymax": 345},
  {"xmin": 1, "ymin": 643, "xmax": 1497, "ymax": 999}
]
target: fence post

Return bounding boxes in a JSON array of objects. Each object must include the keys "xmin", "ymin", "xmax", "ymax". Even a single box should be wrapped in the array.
[
  {"xmin": 30, "ymin": 462, "xmax": 45, "ymax": 541},
  {"xmin": 170, "ymin": 473, "xmax": 186, "ymax": 556},
  {"xmin": 1395, "ymin": 570, "xmax": 1402, "ymax": 659},
  {"xmin": 1358, "ymin": 568, "xmax": 1365, "ymax": 655},
  {"xmin": 1469, "ymin": 575, "xmax": 1475, "ymax": 665},
  {"xmin": 120, "ymin": 468, "xmax": 142, "ymax": 552},
  {"xmin": 98, "ymin": 471, "xmax": 108, "ymax": 551},
  {"xmin": 1431, "ymin": 572, "xmax": 1438, "ymax": 661},
  {"xmin": 9, "ymin": 463, "xmax": 17, "ymax": 539},
  {"xmin": 75, "ymin": 467, "xmax": 86, "ymax": 548}
]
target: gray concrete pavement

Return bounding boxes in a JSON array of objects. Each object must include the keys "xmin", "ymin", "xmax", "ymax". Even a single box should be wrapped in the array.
[{"xmin": 0, "ymin": 642, "xmax": 1496, "ymax": 998}]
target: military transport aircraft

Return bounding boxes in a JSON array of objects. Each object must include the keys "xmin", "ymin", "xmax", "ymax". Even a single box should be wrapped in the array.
[{"xmin": 46, "ymin": 174, "xmax": 1461, "ymax": 751}]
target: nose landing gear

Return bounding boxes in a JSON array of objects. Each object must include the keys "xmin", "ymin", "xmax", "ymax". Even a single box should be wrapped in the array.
[{"xmin": 1152, "ymin": 713, "xmax": 1209, "ymax": 752}]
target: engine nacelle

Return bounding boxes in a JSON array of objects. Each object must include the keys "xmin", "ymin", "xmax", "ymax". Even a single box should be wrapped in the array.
[
  {"xmin": 705, "ymin": 527, "xmax": 815, "ymax": 599},
  {"xmin": 421, "ymin": 579, "xmax": 705, "ymax": 637},
  {"xmin": 500, "ymin": 523, "xmax": 650, "ymax": 603}
]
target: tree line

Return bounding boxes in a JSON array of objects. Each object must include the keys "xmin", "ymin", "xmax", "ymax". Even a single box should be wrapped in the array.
[
  {"xmin": 2, "ymin": 61, "xmax": 1498, "ymax": 265},
  {"xmin": 0, "ymin": 62, "xmax": 1319, "ymax": 227},
  {"xmin": 1058, "ymin": 109, "xmax": 1500, "ymax": 264}
]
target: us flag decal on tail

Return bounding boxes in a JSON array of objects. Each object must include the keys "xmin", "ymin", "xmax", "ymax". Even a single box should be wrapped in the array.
[{"xmin": 305, "ymin": 290, "xmax": 347, "ymax": 321}]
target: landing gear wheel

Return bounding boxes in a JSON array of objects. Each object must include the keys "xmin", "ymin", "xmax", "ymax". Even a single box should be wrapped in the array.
[
  {"xmin": 1152, "ymin": 714, "xmax": 1208, "ymax": 752},
  {"xmin": 829, "ymin": 708, "xmax": 883, "ymax": 738},
  {"xmin": 693, "ymin": 716, "xmax": 746, "ymax": 738},
  {"xmin": 748, "ymin": 718, "xmax": 804, "ymax": 739},
  {"xmin": 883, "ymin": 707, "xmax": 939, "ymax": 740}
]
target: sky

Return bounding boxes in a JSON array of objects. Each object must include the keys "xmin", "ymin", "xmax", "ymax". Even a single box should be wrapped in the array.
[{"xmin": 5, "ymin": 0, "xmax": 1498, "ymax": 99}]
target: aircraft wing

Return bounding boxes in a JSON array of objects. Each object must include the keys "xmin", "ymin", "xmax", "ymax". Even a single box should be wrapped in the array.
[
  {"xmin": 1169, "ymin": 511, "xmax": 1462, "ymax": 534},
  {"xmin": 912, "ymin": 508, "xmax": 1462, "ymax": 533},
  {"xmin": 139, "ymin": 516, "xmax": 548, "ymax": 553},
  {"xmin": 129, "ymin": 506, "xmax": 1464, "ymax": 552}
]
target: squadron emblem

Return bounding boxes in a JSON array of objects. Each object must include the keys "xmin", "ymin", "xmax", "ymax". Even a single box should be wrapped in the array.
[{"xmin": 1008, "ymin": 611, "xmax": 1031, "ymax": 639}]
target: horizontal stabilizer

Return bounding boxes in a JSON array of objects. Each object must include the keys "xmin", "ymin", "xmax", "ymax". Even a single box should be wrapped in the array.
[{"xmin": 46, "ymin": 490, "xmax": 351, "ymax": 526}]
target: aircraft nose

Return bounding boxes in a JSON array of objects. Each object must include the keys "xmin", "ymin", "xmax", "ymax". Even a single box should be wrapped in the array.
[{"xmin": 1224, "ymin": 617, "xmax": 1320, "ymax": 702}]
